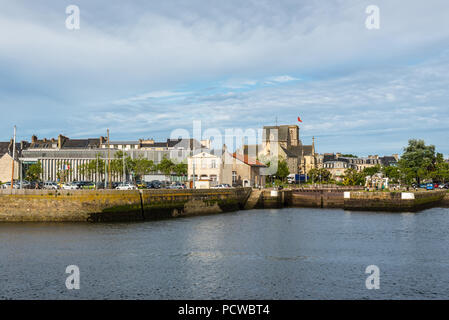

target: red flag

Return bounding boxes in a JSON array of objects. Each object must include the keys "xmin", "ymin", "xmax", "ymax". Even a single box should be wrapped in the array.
[{"xmin": 297, "ymin": 116, "xmax": 302, "ymax": 123}]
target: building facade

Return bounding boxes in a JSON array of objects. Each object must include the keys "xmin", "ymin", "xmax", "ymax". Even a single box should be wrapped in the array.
[
  {"xmin": 20, "ymin": 135, "xmax": 205, "ymax": 183},
  {"xmin": 259, "ymin": 125, "xmax": 318, "ymax": 175}
]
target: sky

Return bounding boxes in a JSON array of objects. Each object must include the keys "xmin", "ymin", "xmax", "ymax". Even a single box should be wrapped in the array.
[{"xmin": 0, "ymin": 0, "xmax": 448, "ymax": 157}]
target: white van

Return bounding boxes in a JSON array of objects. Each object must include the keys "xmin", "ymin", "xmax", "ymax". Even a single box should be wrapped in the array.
[{"xmin": 43, "ymin": 182, "xmax": 59, "ymax": 190}]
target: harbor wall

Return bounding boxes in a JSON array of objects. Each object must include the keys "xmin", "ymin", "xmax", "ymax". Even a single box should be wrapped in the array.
[{"xmin": 0, "ymin": 188, "xmax": 251, "ymax": 222}]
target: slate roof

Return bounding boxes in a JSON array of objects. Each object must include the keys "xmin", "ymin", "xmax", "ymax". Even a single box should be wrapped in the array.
[
  {"xmin": 0, "ymin": 141, "xmax": 29, "ymax": 158},
  {"xmin": 281, "ymin": 145, "xmax": 314, "ymax": 158},
  {"xmin": 0, "ymin": 142, "xmax": 11, "ymax": 158},
  {"xmin": 62, "ymin": 138, "xmax": 100, "ymax": 149},
  {"xmin": 141, "ymin": 139, "xmax": 203, "ymax": 149},
  {"xmin": 380, "ymin": 156, "xmax": 398, "ymax": 166}
]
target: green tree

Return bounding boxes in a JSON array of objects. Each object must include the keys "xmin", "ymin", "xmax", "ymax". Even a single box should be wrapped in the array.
[
  {"xmin": 173, "ymin": 162, "xmax": 188, "ymax": 176},
  {"xmin": 275, "ymin": 159, "xmax": 290, "ymax": 181},
  {"xmin": 362, "ymin": 165, "xmax": 381, "ymax": 177},
  {"xmin": 79, "ymin": 155, "xmax": 105, "ymax": 181},
  {"xmin": 382, "ymin": 165, "xmax": 401, "ymax": 183},
  {"xmin": 343, "ymin": 168, "xmax": 363, "ymax": 186},
  {"xmin": 133, "ymin": 156, "xmax": 155, "ymax": 179},
  {"xmin": 56, "ymin": 160, "xmax": 72, "ymax": 183},
  {"xmin": 25, "ymin": 161, "xmax": 43, "ymax": 181},
  {"xmin": 308, "ymin": 168, "xmax": 332, "ymax": 183},
  {"xmin": 157, "ymin": 157, "xmax": 175, "ymax": 175},
  {"xmin": 341, "ymin": 154, "xmax": 358, "ymax": 158},
  {"xmin": 430, "ymin": 153, "xmax": 449, "ymax": 183},
  {"xmin": 398, "ymin": 139, "xmax": 437, "ymax": 184}
]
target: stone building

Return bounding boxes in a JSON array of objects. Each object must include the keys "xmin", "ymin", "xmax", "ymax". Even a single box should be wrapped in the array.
[
  {"xmin": 187, "ymin": 150, "xmax": 226, "ymax": 188},
  {"xmin": 321, "ymin": 153, "xmax": 399, "ymax": 181},
  {"xmin": 258, "ymin": 124, "xmax": 318, "ymax": 175},
  {"xmin": 227, "ymin": 152, "xmax": 266, "ymax": 187},
  {"xmin": 0, "ymin": 140, "xmax": 28, "ymax": 183},
  {"xmin": 187, "ymin": 148, "xmax": 266, "ymax": 188}
]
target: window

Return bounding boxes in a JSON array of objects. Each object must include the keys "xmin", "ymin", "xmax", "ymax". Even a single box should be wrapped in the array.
[
  {"xmin": 201, "ymin": 159, "xmax": 207, "ymax": 169},
  {"xmin": 232, "ymin": 171, "xmax": 237, "ymax": 183},
  {"xmin": 211, "ymin": 160, "xmax": 216, "ymax": 168}
]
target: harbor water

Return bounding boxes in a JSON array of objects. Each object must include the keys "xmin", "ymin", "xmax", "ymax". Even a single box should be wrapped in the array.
[{"xmin": 1, "ymin": 207, "xmax": 449, "ymax": 299}]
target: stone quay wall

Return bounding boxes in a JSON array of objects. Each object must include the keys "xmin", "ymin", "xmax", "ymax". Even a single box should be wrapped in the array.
[
  {"xmin": 288, "ymin": 188, "xmax": 446, "ymax": 212},
  {"xmin": 436, "ymin": 192, "xmax": 449, "ymax": 207},
  {"xmin": 0, "ymin": 188, "xmax": 251, "ymax": 222}
]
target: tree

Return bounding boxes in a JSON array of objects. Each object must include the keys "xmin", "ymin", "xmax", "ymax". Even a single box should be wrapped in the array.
[
  {"xmin": 430, "ymin": 153, "xmax": 449, "ymax": 183},
  {"xmin": 398, "ymin": 139, "xmax": 437, "ymax": 184},
  {"xmin": 308, "ymin": 168, "xmax": 332, "ymax": 183},
  {"xmin": 79, "ymin": 155, "xmax": 105, "ymax": 181},
  {"xmin": 382, "ymin": 165, "xmax": 401, "ymax": 183},
  {"xmin": 275, "ymin": 159, "xmax": 290, "ymax": 181},
  {"xmin": 173, "ymin": 162, "xmax": 188, "ymax": 176},
  {"xmin": 157, "ymin": 157, "xmax": 175, "ymax": 175},
  {"xmin": 25, "ymin": 161, "xmax": 43, "ymax": 181},
  {"xmin": 133, "ymin": 156, "xmax": 155, "ymax": 180},
  {"xmin": 343, "ymin": 168, "xmax": 363, "ymax": 186},
  {"xmin": 362, "ymin": 165, "xmax": 381, "ymax": 177},
  {"xmin": 341, "ymin": 154, "xmax": 358, "ymax": 158},
  {"xmin": 56, "ymin": 160, "xmax": 72, "ymax": 183}
]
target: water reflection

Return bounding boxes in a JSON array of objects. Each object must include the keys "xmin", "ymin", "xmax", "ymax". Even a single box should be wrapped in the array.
[{"xmin": 1, "ymin": 207, "xmax": 449, "ymax": 299}]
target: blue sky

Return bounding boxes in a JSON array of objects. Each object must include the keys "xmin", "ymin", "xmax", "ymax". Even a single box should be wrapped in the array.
[{"xmin": 1, "ymin": 0, "xmax": 448, "ymax": 157}]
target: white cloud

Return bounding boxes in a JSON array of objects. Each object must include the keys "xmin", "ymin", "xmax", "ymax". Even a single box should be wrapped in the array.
[{"xmin": 267, "ymin": 75, "xmax": 300, "ymax": 83}]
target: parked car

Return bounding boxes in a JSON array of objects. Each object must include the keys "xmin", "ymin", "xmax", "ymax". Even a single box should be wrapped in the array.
[
  {"xmin": 82, "ymin": 182, "xmax": 96, "ymax": 190},
  {"xmin": 115, "ymin": 182, "xmax": 137, "ymax": 190},
  {"xmin": 1, "ymin": 182, "xmax": 20, "ymax": 189},
  {"xmin": 168, "ymin": 182, "xmax": 186, "ymax": 189},
  {"xmin": 439, "ymin": 183, "xmax": 449, "ymax": 189},
  {"xmin": 43, "ymin": 182, "xmax": 59, "ymax": 190},
  {"xmin": 30, "ymin": 181, "xmax": 43, "ymax": 189},
  {"xmin": 135, "ymin": 181, "xmax": 147, "ymax": 189},
  {"xmin": 149, "ymin": 180, "xmax": 162, "ymax": 189},
  {"xmin": 96, "ymin": 182, "xmax": 105, "ymax": 189},
  {"xmin": 212, "ymin": 184, "xmax": 232, "ymax": 189},
  {"xmin": 62, "ymin": 182, "xmax": 80, "ymax": 190},
  {"xmin": 144, "ymin": 181, "xmax": 154, "ymax": 189},
  {"xmin": 112, "ymin": 182, "xmax": 120, "ymax": 189}
]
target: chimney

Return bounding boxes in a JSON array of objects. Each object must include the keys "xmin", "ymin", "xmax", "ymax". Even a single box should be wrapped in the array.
[
  {"xmin": 58, "ymin": 134, "xmax": 63, "ymax": 149},
  {"xmin": 31, "ymin": 135, "xmax": 38, "ymax": 143}
]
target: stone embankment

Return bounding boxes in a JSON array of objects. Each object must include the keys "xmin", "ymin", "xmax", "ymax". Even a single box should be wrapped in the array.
[
  {"xmin": 0, "ymin": 188, "xmax": 251, "ymax": 222},
  {"xmin": 257, "ymin": 187, "xmax": 446, "ymax": 212},
  {"xmin": 0, "ymin": 187, "xmax": 446, "ymax": 222}
]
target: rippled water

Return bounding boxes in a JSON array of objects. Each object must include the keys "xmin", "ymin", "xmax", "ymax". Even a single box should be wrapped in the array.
[{"xmin": 1, "ymin": 207, "xmax": 449, "ymax": 299}]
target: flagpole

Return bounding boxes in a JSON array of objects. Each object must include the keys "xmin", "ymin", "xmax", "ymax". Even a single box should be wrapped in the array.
[{"xmin": 10, "ymin": 126, "xmax": 16, "ymax": 190}]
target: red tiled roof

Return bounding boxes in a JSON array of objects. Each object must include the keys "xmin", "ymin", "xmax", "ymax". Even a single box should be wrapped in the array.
[{"xmin": 231, "ymin": 153, "xmax": 266, "ymax": 167}]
